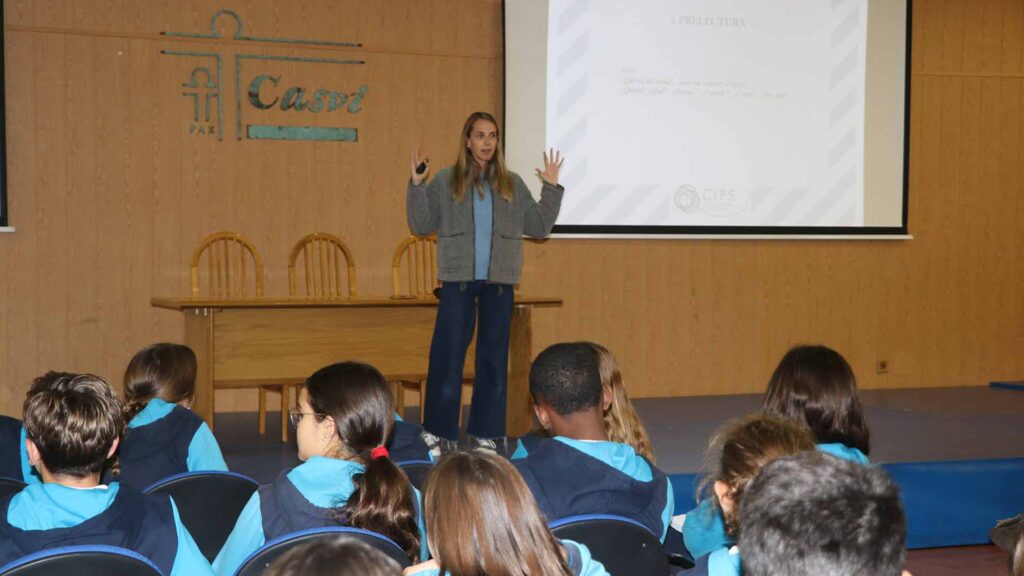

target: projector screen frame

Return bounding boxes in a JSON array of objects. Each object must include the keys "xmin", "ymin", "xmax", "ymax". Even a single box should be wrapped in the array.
[{"xmin": 501, "ymin": 0, "xmax": 913, "ymax": 239}]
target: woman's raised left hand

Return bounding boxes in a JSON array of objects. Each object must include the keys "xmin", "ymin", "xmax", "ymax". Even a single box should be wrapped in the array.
[{"xmin": 535, "ymin": 148, "xmax": 565, "ymax": 186}]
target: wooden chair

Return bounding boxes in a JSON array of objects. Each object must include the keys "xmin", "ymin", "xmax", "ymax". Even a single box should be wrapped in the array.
[
  {"xmin": 390, "ymin": 235, "xmax": 472, "ymax": 424},
  {"xmin": 391, "ymin": 234, "xmax": 438, "ymax": 298},
  {"xmin": 191, "ymin": 232, "xmax": 295, "ymax": 442},
  {"xmin": 288, "ymin": 232, "xmax": 357, "ymax": 300},
  {"xmin": 253, "ymin": 233, "xmax": 360, "ymax": 442},
  {"xmin": 190, "ymin": 231, "xmax": 264, "ymax": 299}
]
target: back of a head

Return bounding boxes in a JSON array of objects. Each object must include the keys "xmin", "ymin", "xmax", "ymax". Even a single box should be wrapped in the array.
[
  {"xmin": 704, "ymin": 415, "xmax": 815, "ymax": 535},
  {"xmin": 586, "ymin": 341, "xmax": 656, "ymax": 462},
  {"xmin": 740, "ymin": 451, "xmax": 906, "ymax": 576},
  {"xmin": 530, "ymin": 342, "xmax": 603, "ymax": 416},
  {"xmin": 23, "ymin": 372, "xmax": 125, "ymax": 478},
  {"xmin": 265, "ymin": 537, "xmax": 402, "ymax": 576},
  {"xmin": 305, "ymin": 361, "xmax": 420, "ymax": 561},
  {"xmin": 763, "ymin": 344, "xmax": 871, "ymax": 454},
  {"xmin": 425, "ymin": 450, "xmax": 571, "ymax": 576},
  {"xmin": 123, "ymin": 343, "xmax": 198, "ymax": 420}
]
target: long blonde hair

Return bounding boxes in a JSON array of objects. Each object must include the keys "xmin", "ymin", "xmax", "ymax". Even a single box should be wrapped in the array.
[
  {"xmin": 451, "ymin": 111, "xmax": 513, "ymax": 203},
  {"xmin": 584, "ymin": 342, "xmax": 657, "ymax": 463},
  {"xmin": 425, "ymin": 451, "xmax": 572, "ymax": 576}
]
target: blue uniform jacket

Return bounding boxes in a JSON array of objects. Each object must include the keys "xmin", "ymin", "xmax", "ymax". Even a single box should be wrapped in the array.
[
  {"xmin": 116, "ymin": 399, "xmax": 227, "ymax": 490},
  {"xmin": 512, "ymin": 436, "xmax": 674, "ymax": 542},
  {"xmin": 213, "ymin": 456, "xmax": 428, "ymax": 576},
  {"xmin": 0, "ymin": 481, "xmax": 212, "ymax": 575}
]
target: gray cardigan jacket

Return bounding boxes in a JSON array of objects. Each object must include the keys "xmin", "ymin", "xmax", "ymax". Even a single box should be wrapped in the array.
[{"xmin": 407, "ymin": 166, "xmax": 564, "ymax": 285}]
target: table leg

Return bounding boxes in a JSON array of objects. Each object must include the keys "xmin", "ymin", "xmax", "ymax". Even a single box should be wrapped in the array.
[
  {"xmin": 507, "ymin": 305, "xmax": 533, "ymax": 436},
  {"xmin": 185, "ymin": 308, "xmax": 215, "ymax": 430}
]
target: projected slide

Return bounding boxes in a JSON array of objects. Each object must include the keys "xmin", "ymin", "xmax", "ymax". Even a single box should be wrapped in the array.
[{"xmin": 544, "ymin": 0, "xmax": 869, "ymax": 228}]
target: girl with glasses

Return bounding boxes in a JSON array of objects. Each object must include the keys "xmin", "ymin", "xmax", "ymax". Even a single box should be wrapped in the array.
[{"xmin": 214, "ymin": 361, "xmax": 425, "ymax": 575}]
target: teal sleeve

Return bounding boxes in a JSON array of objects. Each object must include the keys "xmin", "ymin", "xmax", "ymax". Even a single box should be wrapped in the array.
[
  {"xmin": 212, "ymin": 493, "xmax": 265, "ymax": 576},
  {"xmin": 509, "ymin": 439, "xmax": 528, "ymax": 460},
  {"xmin": 19, "ymin": 427, "xmax": 41, "ymax": 485},
  {"xmin": 186, "ymin": 423, "xmax": 229, "ymax": 472},
  {"xmin": 564, "ymin": 540, "xmax": 610, "ymax": 576},
  {"xmin": 415, "ymin": 487, "xmax": 430, "ymax": 561},
  {"xmin": 405, "ymin": 567, "xmax": 441, "ymax": 576},
  {"xmin": 682, "ymin": 497, "xmax": 733, "ymax": 559},
  {"xmin": 659, "ymin": 477, "xmax": 675, "ymax": 543},
  {"xmin": 168, "ymin": 498, "xmax": 214, "ymax": 576}
]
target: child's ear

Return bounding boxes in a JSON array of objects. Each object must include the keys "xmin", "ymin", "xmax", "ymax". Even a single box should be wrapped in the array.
[
  {"xmin": 532, "ymin": 403, "xmax": 553, "ymax": 432},
  {"xmin": 106, "ymin": 437, "xmax": 120, "ymax": 460},
  {"xmin": 319, "ymin": 415, "xmax": 337, "ymax": 441},
  {"xmin": 713, "ymin": 480, "xmax": 735, "ymax": 515},
  {"xmin": 601, "ymin": 384, "xmax": 613, "ymax": 412},
  {"xmin": 25, "ymin": 438, "xmax": 41, "ymax": 466}
]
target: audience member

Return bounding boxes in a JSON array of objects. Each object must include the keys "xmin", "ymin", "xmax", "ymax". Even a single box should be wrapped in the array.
[{"xmin": 266, "ymin": 536, "xmax": 402, "ymax": 576}]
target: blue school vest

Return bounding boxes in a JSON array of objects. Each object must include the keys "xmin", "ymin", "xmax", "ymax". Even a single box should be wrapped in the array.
[
  {"xmin": 388, "ymin": 419, "xmax": 432, "ymax": 463},
  {"xmin": 0, "ymin": 416, "xmax": 22, "ymax": 480},
  {"xmin": 117, "ymin": 405, "xmax": 203, "ymax": 490},
  {"xmin": 513, "ymin": 438, "xmax": 668, "ymax": 537},
  {"xmin": 258, "ymin": 470, "xmax": 344, "ymax": 541},
  {"xmin": 0, "ymin": 484, "xmax": 178, "ymax": 575}
]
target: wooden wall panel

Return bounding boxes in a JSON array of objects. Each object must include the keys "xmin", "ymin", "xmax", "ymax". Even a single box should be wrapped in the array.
[{"xmin": 2, "ymin": 0, "xmax": 1024, "ymax": 416}]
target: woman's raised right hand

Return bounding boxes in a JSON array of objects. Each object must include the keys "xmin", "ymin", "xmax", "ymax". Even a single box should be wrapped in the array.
[{"xmin": 411, "ymin": 146, "xmax": 430, "ymax": 185}]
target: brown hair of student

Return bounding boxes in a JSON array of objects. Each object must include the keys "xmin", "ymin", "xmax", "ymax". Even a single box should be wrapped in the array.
[
  {"xmin": 123, "ymin": 343, "xmax": 198, "ymax": 421},
  {"xmin": 424, "ymin": 450, "xmax": 573, "ymax": 576},
  {"xmin": 266, "ymin": 537, "xmax": 401, "ymax": 576},
  {"xmin": 305, "ymin": 361, "xmax": 420, "ymax": 560},
  {"xmin": 700, "ymin": 414, "xmax": 815, "ymax": 536},
  {"xmin": 762, "ymin": 344, "xmax": 871, "ymax": 454},
  {"xmin": 451, "ymin": 111, "xmax": 514, "ymax": 202},
  {"xmin": 23, "ymin": 373, "xmax": 126, "ymax": 478},
  {"xmin": 584, "ymin": 342, "xmax": 656, "ymax": 462}
]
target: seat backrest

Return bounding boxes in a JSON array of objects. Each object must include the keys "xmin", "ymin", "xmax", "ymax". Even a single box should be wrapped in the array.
[
  {"xmin": 549, "ymin": 514, "xmax": 670, "ymax": 576},
  {"xmin": 288, "ymin": 232, "xmax": 357, "ymax": 299},
  {"xmin": 234, "ymin": 527, "xmax": 412, "ymax": 576},
  {"xmin": 391, "ymin": 235, "xmax": 438, "ymax": 298},
  {"xmin": 0, "ymin": 545, "xmax": 162, "ymax": 576},
  {"xmin": 190, "ymin": 231, "xmax": 264, "ymax": 299},
  {"xmin": 396, "ymin": 460, "xmax": 432, "ymax": 492},
  {"xmin": 0, "ymin": 477, "xmax": 26, "ymax": 500},
  {"xmin": 143, "ymin": 471, "xmax": 260, "ymax": 563}
]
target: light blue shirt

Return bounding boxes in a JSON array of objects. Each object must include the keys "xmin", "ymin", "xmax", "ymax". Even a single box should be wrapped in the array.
[
  {"xmin": 406, "ymin": 539, "xmax": 609, "ymax": 576},
  {"xmin": 6, "ymin": 482, "xmax": 212, "ymax": 576},
  {"xmin": 551, "ymin": 437, "xmax": 674, "ymax": 543},
  {"xmin": 681, "ymin": 442, "xmax": 871, "ymax": 558},
  {"xmin": 18, "ymin": 427, "xmax": 40, "ymax": 485},
  {"xmin": 128, "ymin": 398, "xmax": 228, "ymax": 472},
  {"xmin": 473, "ymin": 180, "xmax": 493, "ymax": 280},
  {"xmin": 213, "ymin": 456, "xmax": 428, "ymax": 576},
  {"xmin": 707, "ymin": 546, "xmax": 742, "ymax": 576},
  {"xmin": 816, "ymin": 442, "xmax": 869, "ymax": 464}
]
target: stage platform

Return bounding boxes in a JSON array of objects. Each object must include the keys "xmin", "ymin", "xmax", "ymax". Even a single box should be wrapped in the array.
[{"xmin": 216, "ymin": 386, "xmax": 1024, "ymax": 549}]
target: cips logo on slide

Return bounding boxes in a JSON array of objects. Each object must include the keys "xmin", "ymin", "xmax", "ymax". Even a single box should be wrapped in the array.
[{"xmin": 673, "ymin": 185, "xmax": 746, "ymax": 217}]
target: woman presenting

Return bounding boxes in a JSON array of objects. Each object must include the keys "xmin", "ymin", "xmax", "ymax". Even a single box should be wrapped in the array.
[{"xmin": 407, "ymin": 111, "xmax": 564, "ymax": 454}]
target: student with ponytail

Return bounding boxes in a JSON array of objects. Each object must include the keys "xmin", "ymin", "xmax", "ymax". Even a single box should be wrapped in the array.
[
  {"xmin": 214, "ymin": 362, "xmax": 424, "ymax": 576},
  {"xmin": 116, "ymin": 343, "xmax": 227, "ymax": 490}
]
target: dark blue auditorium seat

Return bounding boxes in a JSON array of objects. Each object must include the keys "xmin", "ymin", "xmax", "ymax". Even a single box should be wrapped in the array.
[{"xmin": 0, "ymin": 544, "xmax": 162, "ymax": 576}]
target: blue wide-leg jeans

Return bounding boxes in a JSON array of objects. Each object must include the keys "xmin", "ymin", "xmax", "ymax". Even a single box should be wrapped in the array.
[{"xmin": 423, "ymin": 280, "xmax": 514, "ymax": 440}]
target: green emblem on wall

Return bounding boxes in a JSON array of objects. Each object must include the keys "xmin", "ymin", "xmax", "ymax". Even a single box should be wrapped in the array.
[{"xmin": 162, "ymin": 10, "xmax": 366, "ymax": 142}]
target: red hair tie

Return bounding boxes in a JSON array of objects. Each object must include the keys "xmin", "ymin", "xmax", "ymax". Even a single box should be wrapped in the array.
[{"xmin": 370, "ymin": 446, "xmax": 389, "ymax": 460}]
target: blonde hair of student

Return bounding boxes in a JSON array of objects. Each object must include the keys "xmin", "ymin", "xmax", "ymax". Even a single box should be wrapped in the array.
[{"xmin": 585, "ymin": 342, "xmax": 656, "ymax": 463}]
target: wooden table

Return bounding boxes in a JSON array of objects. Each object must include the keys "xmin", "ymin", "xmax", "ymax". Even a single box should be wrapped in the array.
[{"xmin": 151, "ymin": 296, "xmax": 562, "ymax": 437}]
